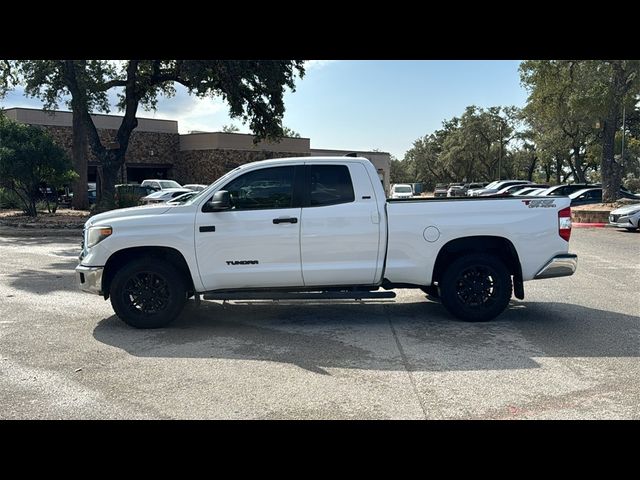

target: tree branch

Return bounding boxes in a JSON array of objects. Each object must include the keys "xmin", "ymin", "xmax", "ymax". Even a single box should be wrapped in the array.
[{"xmin": 98, "ymin": 79, "xmax": 127, "ymax": 91}]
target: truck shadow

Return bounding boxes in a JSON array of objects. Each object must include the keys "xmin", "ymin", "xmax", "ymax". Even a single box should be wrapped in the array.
[{"xmin": 92, "ymin": 299, "xmax": 639, "ymax": 374}]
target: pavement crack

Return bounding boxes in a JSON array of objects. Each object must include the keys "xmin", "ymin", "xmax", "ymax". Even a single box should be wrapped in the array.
[{"xmin": 385, "ymin": 306, "xmax": 428, "ymax": 419}]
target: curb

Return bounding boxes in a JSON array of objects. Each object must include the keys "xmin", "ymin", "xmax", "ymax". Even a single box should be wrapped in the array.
[
  {"xmin": 573, "ymin": 222, "xmax": 607, "ymax": 228},
  {"xmin": 0, "ymin": 227, "xmax": 81, "ymax": 238}
]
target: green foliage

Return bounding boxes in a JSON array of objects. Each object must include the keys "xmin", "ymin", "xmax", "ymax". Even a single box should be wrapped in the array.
[
  {"xmin": 403, "ymin": 106, "xmax": 524, "ymax": 189},
  {"xmin": 281, "ymin": 126, "xmax": 301, "ymax": 138},
  {"xmin": 114, "ymin": 184, "xmax": 149, "ymax": 209},
  {"xmin": 0, "ymin": 115, "xmax": 76, "ymax": 216},
  {"xmin": 520, "ymin": 60, "xmax": 640, "ymax": 200},
  {"xmin": 0, "ymin": 187, "xmax": 21, "ymax": 209},
  {"xmin": 390, "ymin": 158, "xmax": 413, "ymax": 184},
  {"xmin": 2, "ymin": 60, "xmax": 305, "ymax": 211},
  {"xmin": 222, "ymin": 124, "xmax": 240, "ymax": 133},
  {"xmin": 623, "ymin": 173, "xmax": 640, "ymax": 193}
]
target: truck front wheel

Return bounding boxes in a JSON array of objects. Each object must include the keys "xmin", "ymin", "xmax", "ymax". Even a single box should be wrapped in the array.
[
  {"xmin": 110, "ymin": 258, "xmax": 187, "ymax": 329},
  {"xmin": 439, "ymin": 254, "xmax": 512, "ymax": 322}
]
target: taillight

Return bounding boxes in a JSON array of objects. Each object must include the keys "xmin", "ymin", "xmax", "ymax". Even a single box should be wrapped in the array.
[{"xmin": 558, "ymin": 207, "xmax": 571, "ymax": 241}]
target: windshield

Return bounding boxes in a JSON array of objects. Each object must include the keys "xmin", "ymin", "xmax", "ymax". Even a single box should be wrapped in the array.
[
  {"xmin": 182, "ymin": 166, "xmax": 244, "ymax": 206},
  {"xmin": 483, "ymin": 181, "xmax": 499, "ymax": 189},
  {"xmin": 159, "ymin": 180, "xmax": 181, "ymax": 189},
  {"xmin": 395, "ymin": 186, "xmax": 412, "ymax": 193},
  {"xmin": 180, "ymin": 188, "xmax": 209, "ymax": 205}
]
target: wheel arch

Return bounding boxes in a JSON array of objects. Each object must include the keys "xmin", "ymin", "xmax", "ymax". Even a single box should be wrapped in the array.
[
  {"xmin": 431, "ymin": 235, "xmax": 524, "ymax": 299},
  {"xmin": 102, "ymin": 246, "xmax": 195, "ymax": 300}
]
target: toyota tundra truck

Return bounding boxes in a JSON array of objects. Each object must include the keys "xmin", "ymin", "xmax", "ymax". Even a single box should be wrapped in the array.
[{"xmin": 75, "ymin": 156, "xmax": 577, "ymax": 328}]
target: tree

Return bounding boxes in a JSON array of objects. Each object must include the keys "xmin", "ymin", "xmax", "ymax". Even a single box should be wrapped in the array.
[
  {"xmin": 2, "ymin": 60, "xmax": 305, "ymax": 210},
  {"xmin": 0, "ymin": 115, "xmax": 76, "ymax": 217},
  {"xmin": 520, "ymin": 60, "xmax": 640, "ymax": 201},
  {"xmin": 390, "ymin": 157, "xmax": 412, "ymax": 183},
  {"xmin": 222, "ymin": 124, "xmax": 240, "ymax": 133},
  {"xmin": 438, "ymin": 106, "xmax": 520, "ymax": 182},
  {"xmin": 281, "ymin": 126, "xmax": 301, "ymax": 138}
]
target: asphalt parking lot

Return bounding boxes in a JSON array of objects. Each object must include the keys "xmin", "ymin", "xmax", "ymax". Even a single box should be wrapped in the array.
[{"xmin": 0, "ymin": 228, "xmax": 638, "ymax": 419}]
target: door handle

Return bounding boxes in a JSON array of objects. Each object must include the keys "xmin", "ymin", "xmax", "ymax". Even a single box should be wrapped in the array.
[{"xmin": 273, "ymin": 217, "xmax": 298, "ymax": 224}]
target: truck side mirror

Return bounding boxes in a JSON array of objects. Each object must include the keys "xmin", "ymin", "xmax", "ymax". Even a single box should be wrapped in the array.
[{"xmin": 203, "ymin": 190, "xmax": 231, "ymax": 212}]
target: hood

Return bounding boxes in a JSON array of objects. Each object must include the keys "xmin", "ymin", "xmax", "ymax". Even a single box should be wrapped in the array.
[
  {"xmin": 611, "ymin": 203, "xmax": 640, "ymax": 215},
  {"xmin": 85, "ymin": 204, "xmax": 173, "ymax": 228}
]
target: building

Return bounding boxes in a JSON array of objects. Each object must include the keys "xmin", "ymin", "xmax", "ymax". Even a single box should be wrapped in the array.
[{"xmin": 3, "ymin": 107, "xmax": 391, "ymax": 193}]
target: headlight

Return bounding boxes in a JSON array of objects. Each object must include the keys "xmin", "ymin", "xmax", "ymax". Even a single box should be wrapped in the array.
[{"xmin": 86, "ymin": 225, "xmax": 112, "ymax": 248}]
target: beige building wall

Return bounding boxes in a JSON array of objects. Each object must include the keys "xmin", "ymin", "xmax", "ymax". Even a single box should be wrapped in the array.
[
  {"xmin": 3, "ymin": 107, "xmax": 178, "ymax": 133},
  {"xmin": 179, "ymin": 132, "xmax": 310, "ymax": 153}
]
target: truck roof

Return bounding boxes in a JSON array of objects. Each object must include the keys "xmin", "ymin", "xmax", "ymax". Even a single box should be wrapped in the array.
[{"xmin": 235, "ymin": 156, "xmax": 373, "ymax": 171}]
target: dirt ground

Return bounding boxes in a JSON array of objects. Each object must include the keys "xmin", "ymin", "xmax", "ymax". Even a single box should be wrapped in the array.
[{"xmin": 0, "ymin": 209, "xmax": 90, "ymax": 229}]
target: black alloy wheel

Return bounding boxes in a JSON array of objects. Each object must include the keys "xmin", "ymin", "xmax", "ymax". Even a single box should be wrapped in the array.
[{"xmin": 439, "ymin": 254, "xmax": 512, "ymax": 322}]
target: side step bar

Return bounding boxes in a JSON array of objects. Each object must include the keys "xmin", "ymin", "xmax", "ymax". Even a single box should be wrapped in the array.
[{"xmin": 202, "ymin": 291, "xmax": 397, "ymax": 301}]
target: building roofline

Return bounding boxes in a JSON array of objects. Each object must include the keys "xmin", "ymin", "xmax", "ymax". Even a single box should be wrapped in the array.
[
  {"xmin": 182, "ymin": 131, "xmax": 310, "ymax": 140},
  {"xmin": 1, "ymin": 106, "xmax": 178, "ymax": 124},
  {"xmin": 310, "ymin": 147, "xmax": 391, "ymax": 155}
]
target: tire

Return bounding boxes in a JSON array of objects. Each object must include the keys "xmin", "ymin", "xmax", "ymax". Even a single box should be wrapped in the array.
[
  {"xmin": 439, "ymin": 254, "xmax": 512, "ymax": 322},
  {"xmin": 110, "ymin": 258, "xmax": 187, "ymax": 329}
]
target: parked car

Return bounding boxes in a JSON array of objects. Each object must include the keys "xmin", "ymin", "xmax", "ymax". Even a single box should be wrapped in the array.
[
  {"xmin": 433, "ymin": 183, "xmax": 448, "ymax": 197},
  {"xmin": 538, "ymin": 184, "xmax": 599, "ymax": 197},
  {"xmin": 447, "ymin": 183, "xmax": 465, "ymax": 197},
  {"xmin": 88, "ymin": 189, "xmax": 97, "ymax": 205},
  {"xmin": 497, "ymin": 184, "xmax": 549, "ymax": 196},
  {"xmin": 467, "ymin": 181, "xmax": 497, "ymax": 196},
  {"xmin": 460, "ymin": 182, "xmax": 485, "ymax": 196},
  {"xmin": 390, "ymin": 184, "xmax": 414, "ymax": 199},
  {"xmin": 183, "ymin": 184, "xmax": 208, "ymax": 192},
  {"xmin": 525, "ymin": 188, "xmax": 548, "ymax": 196},
  {"xmin": 542, "ymin": 184, "xmax": 636, "ymax": 201},
  {"xmin": 569, "ymin": 188, "xmax": 602, "ymax": 206},
  {"xmin": 608, "ymin": 203, "xmax": 640, "ymax": 231},
  {"xmin": 512, "ymin": 186, "xmax": 543, "ymax": 196},
  {"xmin": 140, "ymin": 188, "xmax": 193, "ymax": 205},
  {"xmin": 140, "ymin": 179, "xmax": 182, "ymax": 191},
  {"xmin": 166, "ymin": 191, "xmax": 200, "ymax": 205},
  {"xmin": 477, "ymin": 180, "xmax": 532, "ymax": 196}
]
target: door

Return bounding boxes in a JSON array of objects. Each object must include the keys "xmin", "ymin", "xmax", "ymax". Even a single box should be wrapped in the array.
[
  {"xmin": 300, "ymin": 163, "xmax": 381, "ymax": 286},
  {"xmin": 195, "ymin": 165, "xmax": 304, "ymax": 291}
]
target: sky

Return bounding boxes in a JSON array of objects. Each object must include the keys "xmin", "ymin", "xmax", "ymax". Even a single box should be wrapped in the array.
[{"xmin": 1, "ymin": 60, "xmax": 529, "ymax": 159}]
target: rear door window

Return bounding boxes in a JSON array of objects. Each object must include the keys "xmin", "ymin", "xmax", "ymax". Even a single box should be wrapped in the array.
[{"xmin": 307, "ymin": 165, "xmax": 355, "ymax": 207}]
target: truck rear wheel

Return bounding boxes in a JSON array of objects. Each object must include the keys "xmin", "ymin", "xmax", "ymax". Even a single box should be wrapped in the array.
[
  {"xmin": 439, "ymin": 254, "xmax": 512, "ymax": 322},
  {"xmin": 110, "ymin": 258, "xmax": 187, "ymax": 329}
]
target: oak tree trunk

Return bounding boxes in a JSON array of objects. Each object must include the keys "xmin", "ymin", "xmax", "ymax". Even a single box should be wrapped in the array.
[
  {"xmin": 601, "ymin": 109, "xmax": 623, "ymax": 203},
  {"xmin": 71, "ymin": 108, "xmax": 89, "ymax": 210}
]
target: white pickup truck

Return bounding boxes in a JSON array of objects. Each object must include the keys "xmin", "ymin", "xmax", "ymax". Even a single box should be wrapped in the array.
[{"xmin": 76, "ymin": 156, "xmax": 577, "ymax": 328}]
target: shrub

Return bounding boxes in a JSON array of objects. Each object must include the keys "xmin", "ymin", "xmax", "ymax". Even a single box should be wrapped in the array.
[
  {"xmin": 623, "ymin": 173, "xmax": 640, "ymax": 194},
  {"xmin": 0, "ymin": 187, "xmax": 22, "ymax": 209},
  {"xmin": 0, "ymin": 116, "xmax": 76, "ymax": 217}
]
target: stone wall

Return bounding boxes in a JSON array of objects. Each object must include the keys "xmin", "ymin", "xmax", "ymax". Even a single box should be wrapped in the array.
[
  {"xmin": 41, "ymin": 125, "xmax": 179, "ymax": 181},
  {"xmin": 176, "ymin": 149, "xmax": 309, "ymax": 184}
]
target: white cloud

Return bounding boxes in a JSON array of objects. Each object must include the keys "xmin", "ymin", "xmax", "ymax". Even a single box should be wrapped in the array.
[{"xmin": 305, "ymin": 60, "xmax": 336, "ymax": 71}]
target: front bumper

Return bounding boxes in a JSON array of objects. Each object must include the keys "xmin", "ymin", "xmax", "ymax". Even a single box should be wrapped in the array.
[
  {"xmin": 534, "ymin": 254, "xmax": 578, "ymax": 280},
  {"xmin": 609, "ymin": 213, "xmax": 638, "ymax": 228},
  {"xmin": 75, "ymin": 265, "xmax": 104, "ymax": 294}
]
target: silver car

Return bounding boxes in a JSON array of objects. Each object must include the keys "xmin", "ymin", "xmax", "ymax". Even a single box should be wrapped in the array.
[
  {"xmin": 140, "ymin": 188, "xmax": 193, "ymax": 204},
  {"xmin": 609, "ymin": 203, "xmax": 640, "ymax": 231}
]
